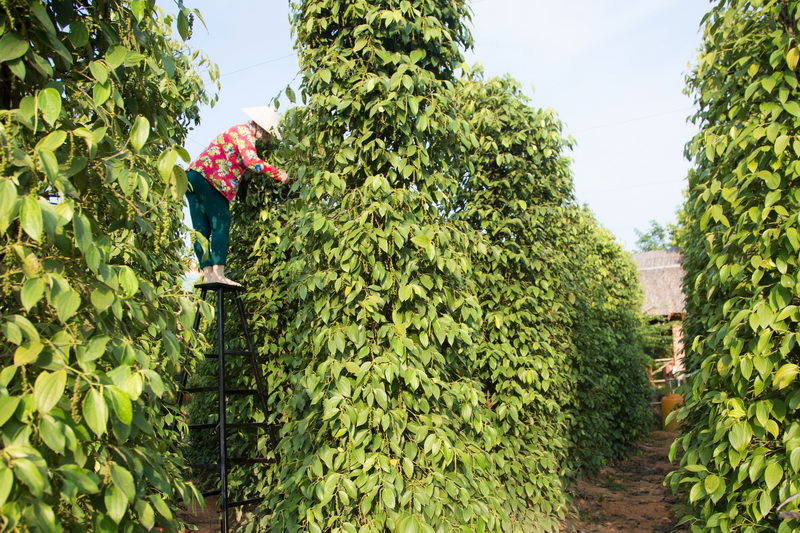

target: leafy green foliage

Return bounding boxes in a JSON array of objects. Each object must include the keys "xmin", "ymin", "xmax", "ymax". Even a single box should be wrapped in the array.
[
  {"xmin": 0, "ymin": 0, "xmax": 217, "ymax": 529},
  {"xmin": 451, "ymin": 69, "xmax": 577, "ymax": 531},
  {"xmin": 224, "ymin": 2, "xmax": 651, "ymax": 531},
  {"xmin": 670, "ymin": 1, "xmax": 800, "ymax": 531},
  {"xmin": 565, "ymin": 209, "xmax": 653, "ymax": 474},
  {"xmin": 230, "ymin": 0, "xmax": 511, "ymax": 530},
  {"xmin": 450, "ymin": 67, "xmax": 652, "ymax": 488},
  {"xmin": 634, "ymin": 219, "xmax": 678, "ymax": 252}
]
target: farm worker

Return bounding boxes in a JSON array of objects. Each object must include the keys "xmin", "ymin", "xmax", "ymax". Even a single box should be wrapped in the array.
[{"xmin": 185, "ymin": 106, "xmax": 288, "ymax": 286}]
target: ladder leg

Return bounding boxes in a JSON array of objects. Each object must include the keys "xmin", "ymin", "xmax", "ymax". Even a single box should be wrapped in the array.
[
  {"xmin": 235, "ymin": 293, "xmax": 267, "ymax": 417},
  {"xmin": 234, "ymin": 293, "xmax": 274, "ymax": 445},
  {"xmin": 217, "ymin": 286, "xmax": 229, "ymax": 533}
]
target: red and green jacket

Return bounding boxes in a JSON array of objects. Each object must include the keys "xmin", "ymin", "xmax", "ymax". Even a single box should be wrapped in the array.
[{"xmin": 188, "ymin": 122, "xmax": 280, "ymax": 202}]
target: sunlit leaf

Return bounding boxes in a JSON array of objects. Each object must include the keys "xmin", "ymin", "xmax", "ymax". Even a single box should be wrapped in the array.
[
  {"xmin": 83, "ymin": 389, "xmax": 108, "ymax": 437},
  {"xmin": 54, "ymin": 289, "xmax": 81, "ymax": 323},
  {"xmin": 110, "ymin": 464, "xmax": 136, "ymax": 501},
  {"xmin": 0, "ymin": 32, "xmax": 28, "ymax": 62},
  {"xmin": 118, "ymin": 266, "xmax": 139, "ymax": 298},
  {"xmin": 130, "ymin": 116, "xmax": 150, "ymax": 151},
  {"xmin": 107, "ymin": 387, "xmax": 133, "ymax": 426},
  {"xmin": 774, "ymin": 363, "xmax": 799, "ymax": 389},
  {"xmin": 0, "ymin": 468, "xmax": 13, "ymax": 508},
  {"xmin": 0, "ymin": 396, "xmax": 21, "ymax": 426},
  {"xmin": 105, "ymin": 484, "xmax": 128, "ymax": 523},
  {"xmin": 93, "ymin": 82, "xmax": 111, "ymax": 105},
  {"xmin": 34, "ymin": 370, "xmax": 67, "ymax": 414},
  {"xmin": 73, "ymin": 213, "xmax": 93, "ymax": 252},
  {"xmin": 39, "ymin": 415, "xmax": 66, "ymax": 454},
  {"xmin": 36, "ymin": 131, "xmax": 67, "ymax": 152},
  {"xmin": 20, "ymin": 278, "xmax": 45, "ymax": 311},
  {"xmin": 89, "ymin": 61, "xmax": 109, "ymax": 84},
  {"xmin": 20, "ymin": 195, "xmax": 43, "ymax": 241},
  {"xmin": 38, "ymin": 87, "xmax": 62, "ymax": 125},
  {"xmin": 13, "ymin": 456, "xmax": 46, "ymax": 496}
]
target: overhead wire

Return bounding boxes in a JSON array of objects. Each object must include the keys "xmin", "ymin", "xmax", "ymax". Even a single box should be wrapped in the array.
[
  {"xmin": 571, "ymin": 107, "xmax": 695, "ymax": 194},
  {"xmin": 218, "ymin": 53, "xmax": 296, "ymax": 79},
  {"xmin": 185, "ymin": 2, "xmax": 492, "ymax": 150},
  {"xmin": 580, "ymin": 178, "xmax": 685, "ymax": 195},
  {"xmin": 186, "ymin": 52, "xmax": 297, "ymax": 149},
  {"xmin": 572, "ymin": 107, "xmax": 694, "ymax": 134}
]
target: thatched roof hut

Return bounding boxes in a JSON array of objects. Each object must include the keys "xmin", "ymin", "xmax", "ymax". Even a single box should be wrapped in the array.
[{"xmin": 632, "ymin": 250, "xmax": 685, "ymax": 319}]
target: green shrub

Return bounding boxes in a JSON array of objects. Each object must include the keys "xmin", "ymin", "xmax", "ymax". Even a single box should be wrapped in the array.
[
  {"xmin": 565, "ymin": 209, "xmax": 653, "ymax": 474},
  {"xmin": 670, "ymin": 1, "xmax": 800, "ymax": 531},
  {"xmin": 224, "ymin": 3, "xmax": 652, "ymax": 531},
  {"xmin": 0, "ymin": 1, "xmax": 217, "ymax": 529},
  {"xmin": 451, "ymin": 69, "xmax": 576, "ymax": 531},
  {"xmin": 230, "ymin": 1, "xmax": 506, "ymax": 531}
]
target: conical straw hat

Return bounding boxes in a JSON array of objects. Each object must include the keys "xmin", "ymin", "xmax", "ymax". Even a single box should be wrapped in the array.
[{"xmin": 241, "ymin": 106, "xmax": 281, "ymax": 140}]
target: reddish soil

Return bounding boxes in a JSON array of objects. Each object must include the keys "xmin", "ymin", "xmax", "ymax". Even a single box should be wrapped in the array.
[
  {"xmin": 560, "ymin": 430, "xmax": 685, "ymax": 533},
  {"xmin": 183, "ymin": 431, "xmax": 683, "ymax": 532},
  {"xmin": 180, "ymin": 495, "xmax": 219, "ymax": 532}
]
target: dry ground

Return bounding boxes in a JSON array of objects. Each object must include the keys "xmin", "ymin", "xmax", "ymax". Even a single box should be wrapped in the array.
[
  {"xmin": 182, "ymin": 431, "xmax": 683, "ymax": 532},
  {"xmin": 560, "ymin": 430, "xmax": 684, "ymax": 533}
]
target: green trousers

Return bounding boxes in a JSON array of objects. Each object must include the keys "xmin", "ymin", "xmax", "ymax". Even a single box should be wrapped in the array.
[{"xmin": 185, "ymin": 169, "xmax": 231, "ymax": 268}]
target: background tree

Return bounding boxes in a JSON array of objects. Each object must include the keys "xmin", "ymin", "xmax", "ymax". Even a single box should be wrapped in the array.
[
  {"xmin": 633, "ymin": 219, "xmax": 678, "ymax": 252},
  {"xmin": 670, "ymin": 1, "xmax": 800, "ymax": 531},
  {"xmin": 0, "ymin": 0, "xmax": 217, "ymax": 529}
]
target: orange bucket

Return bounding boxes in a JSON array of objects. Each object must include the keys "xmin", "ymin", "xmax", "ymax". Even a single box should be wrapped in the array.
[{"xmin": 661, "ymin": 393, "xmax": 684, "ymax": 431}]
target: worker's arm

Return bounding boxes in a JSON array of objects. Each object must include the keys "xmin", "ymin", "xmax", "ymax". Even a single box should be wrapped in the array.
[{"xmin": 236, "ymin": 127, "xmax": 284, "ymax": 182}]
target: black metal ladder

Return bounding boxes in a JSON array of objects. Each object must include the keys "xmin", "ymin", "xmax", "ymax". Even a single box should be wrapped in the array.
[{"xmin": 180, "ymin": 282, "xmax": 274, "ymax": 532}]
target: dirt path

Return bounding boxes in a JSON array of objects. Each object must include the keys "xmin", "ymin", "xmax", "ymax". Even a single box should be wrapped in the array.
[
  {"xmin": 560, "ymin": 430, "xmax": 684, "ymax": 533},
  {"xmin": 184, "ymin": 431, "xmax": 683, "ymax": 532}
]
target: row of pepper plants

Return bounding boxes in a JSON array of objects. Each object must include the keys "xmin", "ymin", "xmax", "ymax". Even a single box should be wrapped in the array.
[
  {"xmin": 670, "ymin": 1, "xmax": 800, "ymax": 532},
  {"xmin": 224, "ymin": 1, "xmax": 653, "ymax": 531},
  {"xmin": 1, "ymin": 0, "xmax": 653, "ymax": 531},
  {"xmin": 0, "ymin": 0, "xmax": 218, "ymax": 530}
]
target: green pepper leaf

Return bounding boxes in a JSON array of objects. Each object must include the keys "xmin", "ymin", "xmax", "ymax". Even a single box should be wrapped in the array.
[
  {"xmin": 0, "ymin": 32, "xmax": 28, "ymax": 62},
  {"xmin": 34, "ymin": 369, "xmax": 67, "ymax": 414}
]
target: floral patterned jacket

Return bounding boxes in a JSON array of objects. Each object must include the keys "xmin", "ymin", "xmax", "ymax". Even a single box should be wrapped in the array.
[{"xmin": 188, "ymin": 123, "xmax": 280, "ymax": 202}]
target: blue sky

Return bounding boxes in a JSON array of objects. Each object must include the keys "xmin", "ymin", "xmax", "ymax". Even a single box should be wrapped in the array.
[{"xmin": 180, "ymin": 0, "xmax": 709, "ymax": 249}]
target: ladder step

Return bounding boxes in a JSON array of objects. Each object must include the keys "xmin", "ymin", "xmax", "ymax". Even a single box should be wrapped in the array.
[
  {"xmin": 225, "ymin": 350, "xmax": 255, "ymax": 356},
  {"xmin": 228, "ymin": 422, "xmax": 271, "ymax": 430},
  {"xmin": 188, "ymin": 423, "xmax": 217, "ymax": 430},
  {"xmin": 227, "ymin": 389, "xmax": 258, "ymax": 396},
  {"xmin": 188, "ymin": 422, "xmax": 271, "ymax": 431},
  {"xmin": 203, "ymin": 350, "xmax": 255, "ymax": 359},
  {"xmin": 188, "ymin": 421, "xmax": 270, "ymax": 431},
  {"xmin": 187, "ymin": 458, "xmax": 273, "ymax": 469},
  {"xmin": 188, "ymin": 463, "xmax": 220, "ymax": 470},
  {"xmin": 228, "ymin": 497, "xmax": 262, "ymax": 508},
  {"xmin": 183, "ymin": 386, "xmax": 216, "ymax": 393},
  {"xmin": 182, "ymin": 387, "xmax": 258, "ymax": 395},
  {"xmin": 229, "ymin": 457, "xmax": 275, "ymax": 465},
  {"xmin": 201, "ymin": 489, "xmax": 222, "ymax": 497},
  {"xmin": 194, "ymin": 282, "xmax": 245, "ymax": 292}
]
